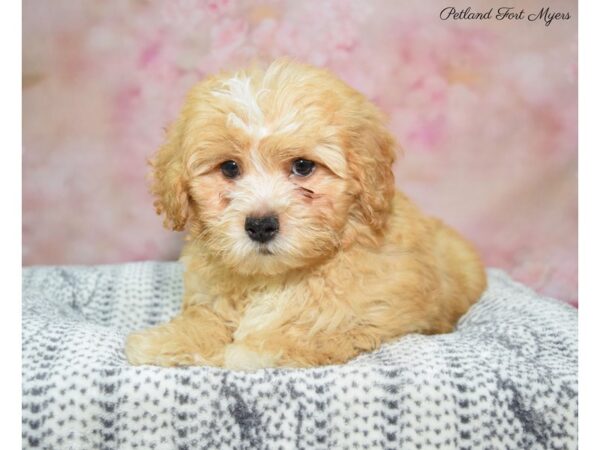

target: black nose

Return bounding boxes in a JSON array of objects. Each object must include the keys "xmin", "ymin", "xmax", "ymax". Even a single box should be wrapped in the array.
[{"xmin": 245, "ymin": 215, "xmax": 279, "ymax": 243}]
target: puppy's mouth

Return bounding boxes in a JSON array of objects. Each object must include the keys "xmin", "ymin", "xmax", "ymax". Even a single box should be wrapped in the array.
[{"xmin": 258, "ymin": 246, "xmax": 274, "ymax": 255}]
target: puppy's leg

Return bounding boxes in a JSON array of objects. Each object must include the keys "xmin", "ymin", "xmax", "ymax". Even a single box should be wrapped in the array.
[
  {"xmin": 222, "ymin": 289, "xmax": 446, "ymax": 370},
  {"xmin": 223, "ymin": 326, "xmax": 381, "ymax": 370},
  {"xmin": 125, "ymin": 304, "xmax": 232, "ymax": 367}
]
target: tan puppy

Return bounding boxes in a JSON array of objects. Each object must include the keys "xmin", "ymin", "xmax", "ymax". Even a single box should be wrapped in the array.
[{"xmin": 125, "ymin": 59, "xmax": 487, "ymax": 370}]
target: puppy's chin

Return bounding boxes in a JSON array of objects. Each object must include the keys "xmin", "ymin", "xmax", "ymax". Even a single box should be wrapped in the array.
[{"xmin": 222, "ymin": 246, "xmax": 305, "ymax": 277}]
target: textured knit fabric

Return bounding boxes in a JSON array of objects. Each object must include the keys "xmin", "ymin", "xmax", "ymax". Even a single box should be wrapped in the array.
[{"xmin": 22, "ymin": 262, "xmax": 578, "ymax": 450}]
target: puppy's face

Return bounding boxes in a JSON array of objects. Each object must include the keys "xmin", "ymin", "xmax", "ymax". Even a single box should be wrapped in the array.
[{"xmin": 152, "ymin": 60, "xmax": 396, "ymax": 275}]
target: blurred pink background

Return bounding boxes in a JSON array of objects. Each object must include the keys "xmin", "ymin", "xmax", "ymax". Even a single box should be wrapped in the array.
[{"xmin": 22, "ymin": 0, "xmax": 577, "ymax": 304}]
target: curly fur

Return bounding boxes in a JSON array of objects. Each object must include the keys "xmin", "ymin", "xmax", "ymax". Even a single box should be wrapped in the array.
[{"xmin": 126, "ymin": 59, "xmax": 487, "ymax": 370}]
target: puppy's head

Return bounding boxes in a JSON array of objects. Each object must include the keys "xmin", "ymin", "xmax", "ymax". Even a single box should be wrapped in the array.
[{"xmin": 151, "ymin": 59, "xmax": 396, "ymax": 275}]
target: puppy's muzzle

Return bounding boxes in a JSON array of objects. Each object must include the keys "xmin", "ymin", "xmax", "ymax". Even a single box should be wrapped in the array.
[{"xmin": 245, "ymin": 215, "xmax": 279, "ymax": 243}]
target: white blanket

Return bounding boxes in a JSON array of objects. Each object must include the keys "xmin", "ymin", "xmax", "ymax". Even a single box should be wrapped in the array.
[{"xmin": 22, "ymin": 262, "xmax": 578, "ymax": 449}]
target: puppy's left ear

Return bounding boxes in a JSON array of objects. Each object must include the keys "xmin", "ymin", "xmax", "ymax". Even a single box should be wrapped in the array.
[
  {"xmin": 347, "ymin": 109, "xmax": 397, "ymax": 233},
  {"xmin": 149, "ymin": 117, "xmax": 191, "ymax": 231}
]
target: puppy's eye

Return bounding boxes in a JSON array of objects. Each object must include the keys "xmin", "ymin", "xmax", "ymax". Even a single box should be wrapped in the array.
[
  {"xmin": 220, "ymin": 160, "xmax": 240, "ymax": 179},
  {"xmin": 291, "ymin": 159, "xmax": 316, "ymax": 177}
]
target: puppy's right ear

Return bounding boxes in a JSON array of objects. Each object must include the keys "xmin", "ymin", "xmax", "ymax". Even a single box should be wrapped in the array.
[{"xmin": 150, "ymin": 118, "xmax": 191, "ymax": 231}]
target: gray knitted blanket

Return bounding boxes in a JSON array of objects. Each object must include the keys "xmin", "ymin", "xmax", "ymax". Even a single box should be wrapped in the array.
[{"xmin": 22, "ymin": 262, "xmax": 577, "ymax": 450}]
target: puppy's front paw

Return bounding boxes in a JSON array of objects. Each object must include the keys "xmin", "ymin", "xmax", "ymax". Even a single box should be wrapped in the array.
[
  {"xmin": 125, "ymin": 329, "xmax": 208, "ymax": 367},
  {"xmin": 223, "ymin": 343, "xmax": 278, "ymax": 371}
]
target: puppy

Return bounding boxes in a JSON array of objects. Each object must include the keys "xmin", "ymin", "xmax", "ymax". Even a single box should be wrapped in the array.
[{"xmin": 125, "ymin": 59, "xmax": 487, "ymax": 370}]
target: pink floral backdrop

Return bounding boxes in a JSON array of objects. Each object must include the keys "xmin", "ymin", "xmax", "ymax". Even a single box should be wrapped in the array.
[{"xmin": 22, "ymin": 0, "xmax": 578, "ymax": 305}]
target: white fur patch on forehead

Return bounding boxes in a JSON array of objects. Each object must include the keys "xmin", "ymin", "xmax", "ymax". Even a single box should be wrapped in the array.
[
  {"xmin": 212, "ymin": 76, "xmax": 266, "ymax": 125},
  {"xmin": 212, "ymin": 75, "xmax": 301, "ymax": 140},
  {"xmin": 226, "ymin": 112, "xmax": 269, "ymax": 140},
  {"xmin": 212, "ymin": 76, "xmax": 268, "ymax": 140}
]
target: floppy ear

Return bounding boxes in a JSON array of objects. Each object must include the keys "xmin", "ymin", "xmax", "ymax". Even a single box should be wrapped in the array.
[
  {"xmin": 347, "ymin": 110, "xmax": 397, "ymax": 233},
  {"xmin": 149, "ymin": 118, "xmax": 191, "ymax": 231}
]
